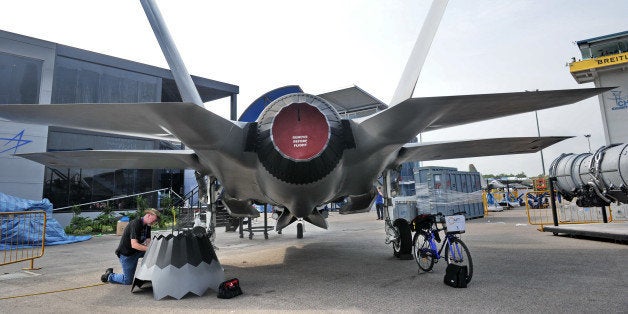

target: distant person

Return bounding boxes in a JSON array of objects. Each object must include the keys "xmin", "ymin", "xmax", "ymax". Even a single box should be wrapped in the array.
[
  {"xmin": 376, "ymin": 186, "xmax": 384, "ymax": 220},
  {"xmin": 101, "ymin": 209, "xmax": 160, "ymax": 285}
]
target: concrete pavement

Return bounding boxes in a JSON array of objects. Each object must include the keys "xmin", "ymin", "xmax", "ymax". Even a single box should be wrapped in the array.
[{"xmin": 1, "ymin": 209, "xmax": 626, "ymax": 313}]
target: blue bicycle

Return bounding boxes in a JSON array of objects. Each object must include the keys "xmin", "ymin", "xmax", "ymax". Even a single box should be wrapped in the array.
[{"xmin": 411, "ymin": 213, "xmax": 473, "ymax": 284}]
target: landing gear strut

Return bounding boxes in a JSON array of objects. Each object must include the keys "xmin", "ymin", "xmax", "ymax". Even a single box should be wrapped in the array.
[
  {"xmin": 381, "ymin": 169, "xmax": 413, "ymax": 259},
  {"xmin": 296, "ymin": 222, "xmax": 303, "ymax": 239}
]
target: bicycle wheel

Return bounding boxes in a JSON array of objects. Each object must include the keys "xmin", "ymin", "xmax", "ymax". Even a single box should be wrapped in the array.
[
  {"xmin": 444, "ymin": 237, "xmax": 473, "ymax": 284},
  {"xmin": 412, "ymin": 231, "xmax": 435, "ymax": 272}
]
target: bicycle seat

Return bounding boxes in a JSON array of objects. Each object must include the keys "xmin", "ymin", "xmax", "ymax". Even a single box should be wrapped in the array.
[{"xmin": 411, "ymin": 214, "xmax": 434, "ymax": 231}]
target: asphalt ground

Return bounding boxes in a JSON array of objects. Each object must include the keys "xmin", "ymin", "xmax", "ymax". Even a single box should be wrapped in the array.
[{"xmin": 1, "ymin": 209, "xmax": 626, "ymax": 313}]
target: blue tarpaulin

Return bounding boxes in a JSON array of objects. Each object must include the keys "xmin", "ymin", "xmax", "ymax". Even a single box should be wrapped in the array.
[{"xmin": 0, "ymin": 192, "xmax": 91, "ymax": 250}]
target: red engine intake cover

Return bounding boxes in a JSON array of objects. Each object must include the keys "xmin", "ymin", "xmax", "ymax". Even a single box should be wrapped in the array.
[
  {"xmin": 256, "ymin": 93, "xmax": 345, "ymax": 184},
  {"xmin": 271, "ymin": 102, "xmax": 329, "ymax": 161}
]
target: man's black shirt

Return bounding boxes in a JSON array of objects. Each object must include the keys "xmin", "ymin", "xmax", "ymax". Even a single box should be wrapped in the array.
[{"xmin": 115, "ymin": 217, "xmax": 151, "ymax": 257}]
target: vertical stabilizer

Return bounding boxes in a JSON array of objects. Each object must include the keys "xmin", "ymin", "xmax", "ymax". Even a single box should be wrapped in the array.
[
  {"xmin": 389, "ymin": 0, "xmax": 449, "ymax": 106},
  {"xmin": 140, "ymin": 0, "xmax": 204, "ymax": 106}
]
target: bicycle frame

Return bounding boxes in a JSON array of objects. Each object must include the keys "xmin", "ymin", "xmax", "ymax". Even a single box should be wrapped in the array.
[
  {"xmin": 421, "ymin": 224, "xmax": 460, "ymax": 261},
  {"xmin": 414, "ymin": 213, "xmax": 473, "ymax": 283}
]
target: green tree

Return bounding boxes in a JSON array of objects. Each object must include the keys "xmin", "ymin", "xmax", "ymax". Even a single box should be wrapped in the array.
[
  {"xmin": 157, "ymin": 194, "xmax": 176, "ymax": 229},
  {"xmin": 92, "ymin": 202, "xmax": 117, "ymax": 234}
]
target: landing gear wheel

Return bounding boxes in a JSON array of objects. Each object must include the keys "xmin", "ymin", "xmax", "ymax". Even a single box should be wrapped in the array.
[
  {"xmin": 392, "ymin": 219, "xmax": 412, "ymax": 259},
  {"xmin": 296, "ymin": 223, "xmax": 303, "ymax": 239}
]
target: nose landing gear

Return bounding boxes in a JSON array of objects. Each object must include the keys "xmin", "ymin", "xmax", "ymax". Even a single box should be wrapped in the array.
[{"xmin": 296, "ymin": 222, "xmax": 304, "ymax": 239}]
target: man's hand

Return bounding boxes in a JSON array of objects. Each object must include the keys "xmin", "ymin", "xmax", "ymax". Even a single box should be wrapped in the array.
[{"xmin": 130, "ymin": 239, "xmax": 149, "ymax": 251}]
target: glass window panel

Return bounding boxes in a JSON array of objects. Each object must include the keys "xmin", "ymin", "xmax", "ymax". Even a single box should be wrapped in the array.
[
  {"xmin": 120, "ymin": 77, "xmax": 139, "ymax": 103},
  {"xmin": 52, "ymin": 56, "xmax": 161, "ymax": 104},
  {"xmin": 139, "ymin": 80, "xmax": 159, "ymax": 102},
  {"xmin": 0, "ymin": 52, "xmax": 42, "ymax": 104},
  {"xmin": 14, "ymin": 62, "xmax": 40, "ymax": 103},
  {"xmin": 52, "ymin": 66, "xmax": 78, "ymax": 103},
  {"xmin": 45, "ymin": 56, "xmax": 176, "ymax": 209},
  {"xmin": 0, "ymin": 63, "xmax": 10, "ymax": 103},
  {"xmin": 76, "ymin": 69, "xmax": 100, "ymax": 103},
  {"xmin": 99, "ymin": 73, "xmax": 121, "ymax": 103}
]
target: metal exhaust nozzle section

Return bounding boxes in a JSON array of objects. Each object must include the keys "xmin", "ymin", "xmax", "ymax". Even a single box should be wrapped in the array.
[
  {"xmin": 549, "ymin": 143, "xmax": 628, "ymax": 206},
  {"xmin": 132, "ymin": 228, "xmax": 225, "ymax": 300}
]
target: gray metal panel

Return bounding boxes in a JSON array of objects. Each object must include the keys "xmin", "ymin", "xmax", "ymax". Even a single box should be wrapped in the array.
[
  {"xmin": 597, "ymin": 73, "xmax": 628, "ymax": 145},
  {"xmin": 393, "ymin": 201, "xmax": 418, "ymax": 222},
  {"xmin": 318, "ymin": 86, "xmax": 388, "ymax": 113},
  {"xmin": 0, "ymin": 30, "xmax": 55, "ymax": 199}
]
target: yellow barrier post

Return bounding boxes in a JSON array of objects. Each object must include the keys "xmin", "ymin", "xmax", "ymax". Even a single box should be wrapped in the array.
[{"xmin": 482, "ymin": 190, "xmax": 489, "ymax": 216}]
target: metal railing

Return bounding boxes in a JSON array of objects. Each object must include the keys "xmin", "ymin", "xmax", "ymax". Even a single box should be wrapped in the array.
[
  {"xmin": 53, "ymin": 188, "xmax": 176, "ymax": 212},
  {"xmin": 0, "ymin": 210, "xmax": 47, "ymax": 270},
  {"xmin": 525, "ymin": 190, "xmax": 615, "ymax": 226}
]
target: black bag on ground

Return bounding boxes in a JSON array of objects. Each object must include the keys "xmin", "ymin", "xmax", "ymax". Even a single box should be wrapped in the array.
[
  {"xmin": 444, "ymin": 264, "xmax": 468, "ymax": 288},
  {"xmin": 217, "ymin": 278, "xmax": 243, "ymax": 299}
]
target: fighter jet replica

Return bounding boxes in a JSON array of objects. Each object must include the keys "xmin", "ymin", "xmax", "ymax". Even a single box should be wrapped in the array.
[{"xmin": 0, "ymin": 0, "xmax": 611, "ymax": 257}]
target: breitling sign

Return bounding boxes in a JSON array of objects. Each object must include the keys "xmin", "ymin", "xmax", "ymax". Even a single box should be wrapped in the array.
[
  {"xmin": 570, "ymin": 52, "xmax": 628, "ymax": 73},
  {"xmin": 595, "ymin": 52, "xmax": 628, "ymax": 65}
]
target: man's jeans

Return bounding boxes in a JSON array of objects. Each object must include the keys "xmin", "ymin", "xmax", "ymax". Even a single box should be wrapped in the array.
[{"xmin": 108, "ymin": 251, "xmax": 144, "ymax": 285}]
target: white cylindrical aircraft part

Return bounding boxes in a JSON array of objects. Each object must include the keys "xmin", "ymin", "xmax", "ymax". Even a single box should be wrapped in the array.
[
  {"xmin": 551, "ymin": 153, "xmax": 580, "ymax": 194},
  {"xmin": 550, "ymin": 144, "xmax": 628, "ymax": 205},
  {"xmin": 575, "ymin": 153, "xmax": 595, "ymax": 188},
  {"xmin": 598, "ymin": 143, "xmax": 628, "ymax": 189}
]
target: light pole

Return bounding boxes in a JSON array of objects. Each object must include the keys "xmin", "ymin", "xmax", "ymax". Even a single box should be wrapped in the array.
[
  {"xmin": 584, "ymin": 134, "xmax": 591, "ymax": 153},
  {"xmin": 535, "ymin": 111, "xmax": 546, "ymax": 175}
]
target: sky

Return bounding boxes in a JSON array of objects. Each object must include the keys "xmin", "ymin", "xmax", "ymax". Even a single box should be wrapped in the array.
[{"xmin": 1, "ymin": 0, "xmax": 627, "ymax": 177}]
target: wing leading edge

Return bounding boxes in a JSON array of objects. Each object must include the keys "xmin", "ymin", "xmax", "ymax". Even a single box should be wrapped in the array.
[
  {"xmin": 356, "ymin": 87, "xmax": 613, "ymax": 145},
  {"xmin": 16, "ymin": 150, "xmax": 206, "ymax": 171},
  {"xmin": 394, "ymin": 136, "xmax": 571, "ymax": 166},
  {"xmin": 0, "ymin": 102, "xmax": 246, "ymax": 149}
]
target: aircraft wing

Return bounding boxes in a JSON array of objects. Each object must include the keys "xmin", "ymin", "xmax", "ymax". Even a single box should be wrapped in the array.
[
  {"xmin": 356, "ymin": 87, "xmax": 612, "ymax": 145},
  {"xmin": 0, "ymin": 102, "xmax": 246, "ymax": 149},
  {"xmin": 16, "ymin": 149, "xmax": 207, "ymax": 171},
  {"xmin": 393, "ymin": 136, "xmax": 570, "ymax": 166}
]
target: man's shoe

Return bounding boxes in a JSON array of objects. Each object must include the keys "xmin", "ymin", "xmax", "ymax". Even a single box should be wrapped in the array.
[{"xmin": 101, "ymin": 268, "xmax": 113, "ymax": 283}]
